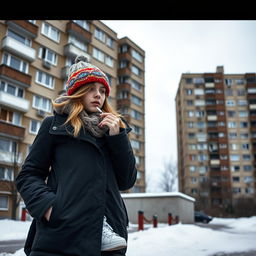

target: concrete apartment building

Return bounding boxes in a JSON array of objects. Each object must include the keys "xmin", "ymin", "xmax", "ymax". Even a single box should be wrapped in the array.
[
  {"xmin": 0, "ymin": 20, "xmax": 145, "ymax": 219},
  {"xmin": 176, "ymin": 66, "xmax": 256, "ymax": 216}
]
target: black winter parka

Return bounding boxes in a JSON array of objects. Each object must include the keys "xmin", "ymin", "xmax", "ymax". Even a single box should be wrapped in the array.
[{"xmin": 16, "ymin": 112, "xmax": 137, "ymax": 256}]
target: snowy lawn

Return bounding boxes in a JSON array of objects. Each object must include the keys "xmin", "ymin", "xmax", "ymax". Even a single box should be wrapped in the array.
[{"xmin": 0, "ymin": 217, "xmax": 256, "ymax": 256}]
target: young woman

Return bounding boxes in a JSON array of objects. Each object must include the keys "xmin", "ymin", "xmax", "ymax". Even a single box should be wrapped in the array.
[{"xmin": 16, "ymin": 56, "xmax": 137, "ymax": 256}]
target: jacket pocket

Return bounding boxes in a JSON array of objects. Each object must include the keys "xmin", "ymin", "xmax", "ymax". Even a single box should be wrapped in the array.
[{"xmin": 45, "ymin": 186, "xmax": 62, "ymax": 227}]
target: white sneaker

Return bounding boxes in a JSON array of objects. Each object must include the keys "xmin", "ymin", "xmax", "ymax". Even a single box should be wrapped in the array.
[{"xmin": 101, "ymin": 216, "xmax": 127, "ymax": 251}]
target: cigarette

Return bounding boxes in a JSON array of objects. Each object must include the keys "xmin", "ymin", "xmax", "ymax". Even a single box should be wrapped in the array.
[{"xmin": 96, "ymin": 107, "xmax": 103, "ymax": 113}]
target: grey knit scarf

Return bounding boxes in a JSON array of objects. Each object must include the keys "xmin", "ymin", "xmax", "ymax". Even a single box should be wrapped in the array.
[{"xmin": 53, "ymin": 96, "xmax": 108, "ymax": 138}]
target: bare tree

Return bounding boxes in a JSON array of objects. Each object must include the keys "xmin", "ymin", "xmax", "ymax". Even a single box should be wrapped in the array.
[{"xmin": 159, "ymin": 158, "xmax": 178, "ymax": 192}]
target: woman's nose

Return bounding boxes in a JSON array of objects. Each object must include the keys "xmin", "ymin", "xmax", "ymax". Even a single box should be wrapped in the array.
[{"xmin": 94, "ymin": 89, "xmax": 101, "ymax": 98}]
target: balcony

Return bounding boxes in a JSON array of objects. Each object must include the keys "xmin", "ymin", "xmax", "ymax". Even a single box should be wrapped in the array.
[
  {"xmin": 64, "ymin": 43, "xmax": 90, "ymax": 60},
  {"xmin": 205, "ymin": 82, "xmax": 215, "ymax": 88},
  {"xmin": 118, "ymin": 52, "xmax": 132, "ymax": 62},
  {"xmin": 118, "ymin": 67, "xmax": 131, "ymax": 76},
  {"xmin": 0, "ymin": 91, "xmax": 29, "ymax": 113},
  {"xmin": 66, "ymin": 21, "xmax": 92, "ymax": 43},
  {"xmin": 2, "ymin": 36, "xmax": 36, "ymax": 62},
  {"xmin": 0, "ymin": 150, "xmax": 23, "ymax": 165},
  {"xmin": 6, "ymin": 20, "xmax": 38, "ymax": 38},
  {"xmin": 0, "ymin": 120, "xmax": 25, "ymax": 140},
  {"xmin": 0, "ymin": 64, "xmax": 31, "ymax": 88},
  {"xmin": 117, "ymin": 83, "xmax": 131, "ymax": 91}
]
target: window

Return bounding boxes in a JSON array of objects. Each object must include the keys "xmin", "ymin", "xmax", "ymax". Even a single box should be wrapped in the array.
[
  {"xmin": 239, "ymin": 111, "xmax": 248, "ymax": 117},
  {"xmin": 92, "ymin": 47, "xmax": 104, "ymax": 62},
  {"xmin": 230, "ymin": 143, "xmax": 239, "ymax": 150},
  {"xmin": 36, "ymin": 70, "xmax": 55, "ymax": 89},
  {"xmin": 0, "ymin": 108, "xmax": 22, "ymax": 126},
  {"xmin": 131, "ymin": 49, "xmax": 143, "ymax": 62},
  {"xmin": 232, "ymin": 187, "xmax": 241, "ymax": 194},
  {"xmin": 131, "ymin": 80, "xmax": 142, "ymax": 91},
  {"xmin": 245, "ymin": 187, "xmax": 254, "ymax": 194},
  {"xmin": 195, "ymin": 110, "xmax": 204, "ymax": 117},
  {"xmin": 187, "ymin": 111, "xmax": 194, "ymax": 117},
  {"xmin": 243, "ymin": 165, "xmax": 252, "ymax": 171},
  {"xmin": 117, "ymin": 91, "xmax": 129, "ymax": 99},
  {"xmin": 131, "ymin": 109, "xmax": 142, "ymax": 120},
  {"xmin": 7, "ymin": 29, "xmax": 31, "ymax": 46},
  {"xmin": 193, "ymin": 77, "xmax": 204, "ymax": 84},
  {"xmin": 30, "ymin": 119, "xmax": 41, "ymax": 134},
  {"xmin": 0, "ymin": 138, "xmax": 17, "ymax": 153},
  {"xmin": 0, "ymin": 167, "xmax": 13, "ymax": 181},
  {"xmin": 244, "ymin": 176, "xmax": 253, "ymax": 183},
  {"xmin": 237, "ymin": 89, "xmax": 246, "ymax": 96},
  {"xmin": 131, "ymin": 65, "xmax": 141, "ymax": 76},
  {"xmin": 185, "ymin": 78, "xmax": 193, "ymax": 84},
  {"xmin": 195, "ymin": 100, "xmax": 205, "ymax": 106},
  {"xmin": 237, "ymin": 100, "xmax": 247, "ymax": 106},
  {"xmin": 226, "ymin": 100, "xmax": 235, "ymax": 106},
  {"xmin": 229, "ymin": 133, "xmax": 237, "ymax": 139},
  {"xmin": 0, "ymin": 196, "xmax": 8, "ymax": 210},
  {"xmin": 119, "ymin": 44, "xmax": 128, "ymax": 53},
  {"xmin": 105, "ymin": 56, "xmax": 114, "ymax": 67},
  {"xmin": 230, "ymin": 155, "xmax": 239, "ymax": 161},
  {"xmin": 240, "ymin": 122, "xmax": 248, "ymax": 129},
  {"xmin": 0, "ymin": 80, "xmax": 24, "ymax": 98},
  {"xmin": 188, "ymin": 133, "xmax": 195, "ymax": 139},
  {"xmin": 225, "ymin": 79, "xmax": 232, "ymax": 86},
  {"xmin": 106, "ymin": 36, "xmax": 114, "ymax": 48},
  {"xmin": 186, "ymin": 89, "xmax": 193, "ymax": 95},
  {"xmin": 130, "ymin": 139, "xmax": 140, "ymax": 150},
  {"xmin": 228, "ymin": 122, "xmax": 237, "ymax": 128},
  {"xmin": 94, "ymin": 28, "xmax": 105, "ymax": 42},
  {"xmin": 68, "ymin": 35, "xmax": 87, "ymax": 51},
  {"xmin": 41, "ymin": 22, "xmax": 60, "ymax": 42},
  {"xmin": 236, "ymin": 79, "xmax": 245, "ymax": 85},
  {"xmin": 39, "ymin": 47, "xmax": 57, "ymax": 65},
  {"xmin": 231, "ymin": 166, "xmax": 240, "ymax": 172},
  {"xmin": 194, "ymin": 89, "xmax": 204, "ymax": 95},
  {"xmin": 242, "ymin": 154, "xmax": 251, "ymax": 161},
  {"xmin": 73, "ymin": 20, "xmax": 89, "ymax": 31},
  {"xmin": 131, "ymin": 125, "xmax": 142, "ymax": 135},
  {"xmin": 187, "ymin": 122, "xmax": 194, "ymax": 128},
  {"xmin": 119, "ymin": 60, "xmax": 129, "ymax": 69},
  {"xmin": 33, "ymin": 95, "xmax": 52, "ymax": 112},
  {"xmin": 2, "ymin": 53, "xmax": 28, "ymax": 73},
  {"xmin": 189, "ymin": 166, "xmax": 196, "ymax": 172},
  {"xmin": 198, "ymin": 166, "xmax": 207, "ymax": 174},
  {"xmin": 131, "ymin": 95, "xmax": 142, "ymax": 106}
]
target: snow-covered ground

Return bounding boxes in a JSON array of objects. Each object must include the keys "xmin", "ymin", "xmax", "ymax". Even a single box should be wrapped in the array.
[{"xmin": 0, "ymin": 216, "xmax": 256, "ymax": 256}]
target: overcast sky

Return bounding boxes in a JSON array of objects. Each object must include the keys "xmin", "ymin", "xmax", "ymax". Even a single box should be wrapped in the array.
[{"xmin": 102, "ymin": 20, "xmax": 256, "ymax": 192}]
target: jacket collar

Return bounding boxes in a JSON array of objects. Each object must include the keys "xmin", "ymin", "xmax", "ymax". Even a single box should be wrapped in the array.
[{"xmin": 49, "ymin": 112, "xmax": 98, "ymax": 145}]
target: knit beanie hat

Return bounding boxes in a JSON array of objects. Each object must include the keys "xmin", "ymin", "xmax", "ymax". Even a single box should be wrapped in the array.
[{"xmin": 65, "ymin": 55, "xmax": 110, "ymax": 96}]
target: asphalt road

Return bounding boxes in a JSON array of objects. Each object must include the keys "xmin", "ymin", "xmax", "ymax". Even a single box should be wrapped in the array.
[{"xmin": 0, "ymin": 239, "xmax": 25, "ymax": 254}]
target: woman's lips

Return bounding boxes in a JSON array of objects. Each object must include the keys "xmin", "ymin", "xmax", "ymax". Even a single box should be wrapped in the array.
[{"xmin": 91, "ymin": 101, "xmax": 100, "ymax": 106}]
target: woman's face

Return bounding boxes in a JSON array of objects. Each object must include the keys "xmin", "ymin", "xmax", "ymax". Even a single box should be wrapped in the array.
[{"xmin": 82, "ymin": 82, "xmax": 106, "ymax": 113}]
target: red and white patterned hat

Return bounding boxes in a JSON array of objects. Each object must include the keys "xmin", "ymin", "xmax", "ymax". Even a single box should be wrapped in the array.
[{"xmin": 66, "ymin": 55, "xmax": 110, "ymax": 96}]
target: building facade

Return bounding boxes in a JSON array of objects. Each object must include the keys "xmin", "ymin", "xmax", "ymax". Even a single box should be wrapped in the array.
[
  {"xmin": 176, "ymin": 66, "xmax": 256, "ymax": 216},
  {"xmin": 0, "ymin": 20, "xmax": 145, "ymax": 219}
]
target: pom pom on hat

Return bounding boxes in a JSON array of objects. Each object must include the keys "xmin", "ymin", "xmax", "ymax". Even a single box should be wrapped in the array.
[{"xmin": 66, "ymin": 55, "xmax": 110, "ymax": 96}]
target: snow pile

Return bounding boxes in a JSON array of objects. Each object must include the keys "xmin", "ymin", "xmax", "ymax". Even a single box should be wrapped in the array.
[
  {"xmin": 127, "ymin": 218, "xmax": 256, "ymax": 256},
  {"xmin": 0, "ymin": 220, "xmax": 31, "ymax": 241},
  {"xmin": 0, "ymin": 217, "xmax": 256, "ymax": 256}
]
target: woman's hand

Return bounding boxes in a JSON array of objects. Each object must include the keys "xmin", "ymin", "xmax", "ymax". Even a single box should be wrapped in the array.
[
  {"xmin": 44, "ymin": 206, "xmax": 52, "ymax": 221},
  {"xmin": 98, "ymin": 113, "xmax": 120, "ymax": 136}
]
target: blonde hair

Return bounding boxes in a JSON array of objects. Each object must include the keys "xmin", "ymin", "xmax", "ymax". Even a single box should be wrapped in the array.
[{"xmin": 52, "ymin": 85, "xmax": 126, "ymax": 137}]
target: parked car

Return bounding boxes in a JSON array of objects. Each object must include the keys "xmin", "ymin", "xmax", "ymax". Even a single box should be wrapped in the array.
[{"xmin": 194, "ymin": 211, "xmax": 213, "ymax": 223}]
